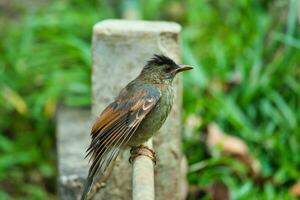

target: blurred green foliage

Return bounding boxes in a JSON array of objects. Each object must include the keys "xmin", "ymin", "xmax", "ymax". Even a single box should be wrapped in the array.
[{"xmin": 0, "ymin": 0, "xmax": 299, "ymax": 199}]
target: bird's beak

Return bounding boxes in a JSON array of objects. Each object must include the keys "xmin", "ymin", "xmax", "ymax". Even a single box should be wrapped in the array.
[{"xmin": 176, "ymin": 64, "xmax": 193, "ymax": 74}]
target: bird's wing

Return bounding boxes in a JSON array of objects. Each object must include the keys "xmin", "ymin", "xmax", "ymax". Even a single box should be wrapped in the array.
[{"xmin": 82, "ymin": 84, "xmax": 160, "ymax": 197}]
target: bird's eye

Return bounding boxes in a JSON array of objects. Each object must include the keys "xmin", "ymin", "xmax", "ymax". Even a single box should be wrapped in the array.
[{"xmin": 164, "ymin": 66, "xmax": 173, "ymax": 73}]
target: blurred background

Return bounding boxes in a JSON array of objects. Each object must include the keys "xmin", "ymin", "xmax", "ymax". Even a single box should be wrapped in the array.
[{"xmin": 0, "ymin": 0, "xmax": 299, "ymax": 199}]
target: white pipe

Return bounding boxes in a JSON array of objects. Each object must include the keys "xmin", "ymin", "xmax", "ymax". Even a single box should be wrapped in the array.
[{"xmin": 131, "ymin": 138, "xmax": 155, "ymax": 200}]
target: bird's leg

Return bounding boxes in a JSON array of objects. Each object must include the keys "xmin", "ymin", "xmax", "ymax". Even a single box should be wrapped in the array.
[{"xmin": 129, "ymin": 144, "xmax": 156, "ymax": 164}]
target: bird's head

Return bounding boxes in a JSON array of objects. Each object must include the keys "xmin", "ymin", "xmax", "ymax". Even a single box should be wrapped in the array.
[{"xmin": 140, "ymin": 54, "xmax": 193, "ymax": 84}]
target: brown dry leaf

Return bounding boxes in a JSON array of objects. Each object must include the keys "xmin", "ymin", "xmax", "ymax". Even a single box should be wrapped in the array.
[
  {"xmin": 188, "ymin": 181, "xmax": 231, "ymax": 200},
  {"xmin": 290, "ymin": 181, "xmax": 300, "ymax": 197},
  {"xmin": 207, "ymin": 123, "xmax": 261, "ymax": 176},
  {"xmin": 209, "ymin": 181, "xmax": 230, "ymax": 200}
]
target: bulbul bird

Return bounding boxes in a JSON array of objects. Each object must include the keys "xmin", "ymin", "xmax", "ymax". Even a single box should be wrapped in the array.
[{"xmin": 81, "ymin": 54, "xmax": 193, "ymax": 200}]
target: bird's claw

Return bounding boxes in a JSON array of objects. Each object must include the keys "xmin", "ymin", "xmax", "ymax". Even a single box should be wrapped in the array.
[{"xmin": 129, "ymin": 145, "xmax": 156, "ymax": 165}]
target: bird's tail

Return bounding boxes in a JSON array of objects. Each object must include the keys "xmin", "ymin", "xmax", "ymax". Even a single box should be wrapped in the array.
[{"xmin": 81, "ymin": 176, "xmax": 93, "ymax": 200}]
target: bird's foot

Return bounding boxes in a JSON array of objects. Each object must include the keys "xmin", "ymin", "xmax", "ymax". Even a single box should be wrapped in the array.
[{"xmin": 129, "ymin": 145, "xmax": 156, "ymax": 165}]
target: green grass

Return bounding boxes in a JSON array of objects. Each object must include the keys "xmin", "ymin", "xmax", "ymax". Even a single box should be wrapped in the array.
[{"xmin": 0, "ymin": 0, "xmax": 299, "ymax": 199}]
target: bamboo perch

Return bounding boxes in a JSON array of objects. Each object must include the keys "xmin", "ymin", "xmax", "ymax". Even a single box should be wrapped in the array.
[{"xmin": 131, "ymin": 138, "xmax": 155, "ymax": 200}]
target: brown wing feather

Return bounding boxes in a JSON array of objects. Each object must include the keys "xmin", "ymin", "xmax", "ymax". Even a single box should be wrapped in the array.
[{"xmin": 91, "ymin": 107, "xmax": 124, "ymax": 135}]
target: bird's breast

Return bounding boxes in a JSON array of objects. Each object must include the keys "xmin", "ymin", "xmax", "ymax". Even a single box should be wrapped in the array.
[{"xmin": 128, "ymin": 86, "xmax": 174, "ymax": 146}]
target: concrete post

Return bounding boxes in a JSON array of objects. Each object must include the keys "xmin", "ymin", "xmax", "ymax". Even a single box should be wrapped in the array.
[
  {"xmin": 57, "ymin": 19, "xmax": 187, "ymax": 200},
  {"xmin": 92, "ymin": 19, "xmax": 186, "ymax": 200}
]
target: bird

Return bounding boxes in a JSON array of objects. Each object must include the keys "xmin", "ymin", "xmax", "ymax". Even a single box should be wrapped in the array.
[{"xmin": 81, "ymin": 54, "xmax": 193, "ymax": 200}]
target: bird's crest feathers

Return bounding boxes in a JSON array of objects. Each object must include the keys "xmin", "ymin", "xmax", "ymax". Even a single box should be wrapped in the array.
[{"xmin": 147, "ymin": 54, "xmax": 176, "ymax": 66}]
